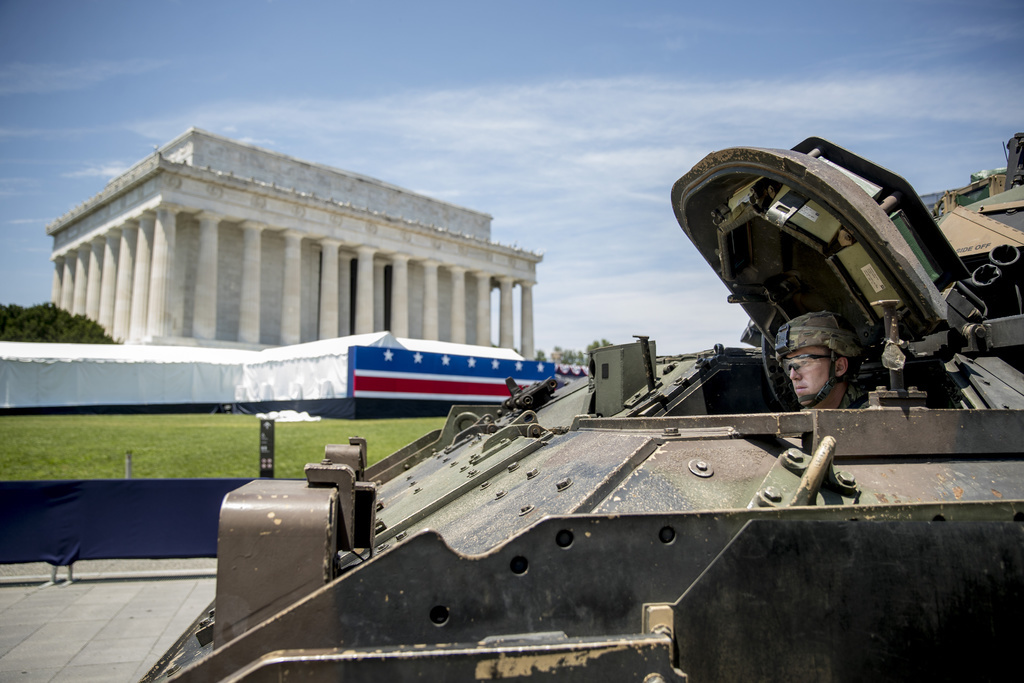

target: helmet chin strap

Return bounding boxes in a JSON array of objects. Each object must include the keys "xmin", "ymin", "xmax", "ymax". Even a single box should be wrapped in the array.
[{"xmin": 798, "ymin": 350, "xmax": 838, "ymax": 408}]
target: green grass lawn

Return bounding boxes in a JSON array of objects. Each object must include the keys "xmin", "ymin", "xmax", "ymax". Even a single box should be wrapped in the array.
[{"xmin": 0, "ymin": 413, "xmax": 446, "ymax": 480}]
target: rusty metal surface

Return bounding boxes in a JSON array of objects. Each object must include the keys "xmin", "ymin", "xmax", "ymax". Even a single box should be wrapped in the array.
[
  {"xmin": 222, "ymin": 633, "xmax": 684, "ymax": 682},
  {"xmin": 213, "ymin": 479, "xmax": 336, "ymax": 647},
  {"xmin": 673, "ymin": 520, "xmax": 1024, "ymax": 682},
  {"xmin": 811, "ymin": 408, "xmax": 1024, "ymax": 456},
  {"xmin": 419, "ymin": 431, "xmax": 658, "ymax": 554},
  {"xmin": 170, "ymin": 501, "xmax": 1024, "ymax": 681},
  {"xmin": 593, "ymin": 437, "xmax": 782, "ymax": 513}
]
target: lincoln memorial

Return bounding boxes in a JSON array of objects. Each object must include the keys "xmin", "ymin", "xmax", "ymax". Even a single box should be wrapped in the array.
[{"xmin": 45, "ymin": 129, "xmax": 542, "ymax": 357}]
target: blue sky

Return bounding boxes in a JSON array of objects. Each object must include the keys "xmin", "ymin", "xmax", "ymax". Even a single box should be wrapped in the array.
[{"xmin": 1, "ymin": 0, "xmax": 1020, "ymax": 355}]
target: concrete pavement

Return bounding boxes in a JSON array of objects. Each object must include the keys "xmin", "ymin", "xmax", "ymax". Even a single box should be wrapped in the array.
[{"xmin": 0, "ymin": 559, "xmax": 215, "ymax": 683}]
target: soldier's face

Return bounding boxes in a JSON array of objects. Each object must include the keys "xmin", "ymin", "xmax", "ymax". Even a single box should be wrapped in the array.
[{"xmin": 784, "ymin": 345, "xmax": 832, "ymax": 400}]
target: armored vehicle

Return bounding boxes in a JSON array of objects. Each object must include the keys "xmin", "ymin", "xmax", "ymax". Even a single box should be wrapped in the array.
[{"xmin": 146, "ymin": 137, "xmax": 1024, "ymax": 682}]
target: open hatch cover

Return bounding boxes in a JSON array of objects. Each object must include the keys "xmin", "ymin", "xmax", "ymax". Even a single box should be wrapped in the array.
[{"xmin": 671, "ymin": 138, "xmax": 967, "ymax": 349}]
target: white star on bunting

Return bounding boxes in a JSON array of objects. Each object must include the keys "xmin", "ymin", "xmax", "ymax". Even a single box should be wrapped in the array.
[
  {"xmin": 491, "ymin": 359, "xmax": 500, "ymax": 370},
  {"xmin": 515, "ymin": 361, "xmax": 523, "ymax": 371},
  {"xmin": 413, "ymin": 352, "xmax": 423, "ymax": 363},
  {"xmin": 441, "ymin": 355, "xmax": 451, "ymax": 366},
  {"xmin": 467, "ymin": 357, "xmax": 476, "ymax": 368},
  {"xmin": 383, "ymin": 349, "xmax": 394, "ymax": 361}
]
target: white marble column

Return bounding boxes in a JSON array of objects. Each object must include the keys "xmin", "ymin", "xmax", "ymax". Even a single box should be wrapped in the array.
[
  {"xmin": 129, "ymin": 213, "xmax": 155, "ymax": 340},
  {"xmin": 373, "ymin": 260, "xmax": 386, "ymax": 332},
  {"xmin": 192, "ymin": 212, "xmax": 220, "ymax": 340},
  {"xmin": 338, "ymin": 254, "xmax": 352, "ymax": 337},
  {"xmin": 239, "ymin": 222, "xmax": 263, "ymax": 344},
  {"xmin": 281, "ymin": 230, "xmax": 303, "ymax": 346},
  {"xmin": 98, "ymin": 230, "xmax": 120, "ymax": 333},
  {"xmin": 51, "ymin": 257, "xmax": 64, "ymax": 306},
  {"xmin": 72, "ymin": 245, "xmax": 89, "ymax": 316},
  {"xmin": 390, "ymin": 254, "xmax": 409, "ymax": 338},
  {"xmin": 520, "ymin": 281, "xmax": 535, "ymax": 360},
  {"xmin": 85, "ymin": 238, "xmax": 103, "ymax": 321},
  {"xmin": 449, "ymin": 265, "xmax": 467, "ymax": 344},
  {"xmin": 355, "ymin": 245, "xmax": 376, "ymax": 334},
  {"xmin": 422, "ymin": 260, "xmax": 439, "ymax": 341},
  {"xmin": 147, "ymin": 206, "xmax": 177, "ymax": 338},
  {"xmin": 319, "ymin": 238, "xmax": 341, "ymax": 340},
  {"xmin": 498, "ymin": 275, "xmax": 515, "ymax": 350},
  {"xmin": 475, "ymin": 271, "xmax": 492, "ymax": 347},
  {"xmin": 112, "ymin": 223, "xmax": 137, "ymax": 342},
  {"xmin": 60, "ymin": 256, "xmax": 75, "ymax": 311}
]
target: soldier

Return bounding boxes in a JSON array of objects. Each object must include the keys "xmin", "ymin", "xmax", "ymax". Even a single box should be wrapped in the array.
[{"xmin": 775, "ymin": 311, "xmax": 866, "ymax": 409}]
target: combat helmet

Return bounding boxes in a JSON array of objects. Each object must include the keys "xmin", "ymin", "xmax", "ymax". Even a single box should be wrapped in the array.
[
  {"xmin": 774, "ymin": 311, "xmax": 862, "ymax": 407},
  {"xmin": 774, "ymin": 311, "xmax": 862, "ymax": 359}
]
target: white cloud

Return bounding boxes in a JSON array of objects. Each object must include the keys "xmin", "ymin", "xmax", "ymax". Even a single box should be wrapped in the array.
[
  {"xmin": 61, "ymin": 163, "xmax": 131, "ymax": 180},
  {"xmin": 0, "ymin": 59, "xmax": 168, "ymax": 95},
  {"xmin": 6, "ymin": 218, "xmax": 49, "ymax": 225}
]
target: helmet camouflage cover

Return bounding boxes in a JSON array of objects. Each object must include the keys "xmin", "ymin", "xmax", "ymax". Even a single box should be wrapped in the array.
[{"xmin": 774, "ymin": 311, "xmax": 862, "ymax": 359}]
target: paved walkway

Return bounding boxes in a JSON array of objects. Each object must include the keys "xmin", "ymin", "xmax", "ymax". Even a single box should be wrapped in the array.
[{"xmin": 0, "ymin": 560, "xmax": 215, "ymax": 683}]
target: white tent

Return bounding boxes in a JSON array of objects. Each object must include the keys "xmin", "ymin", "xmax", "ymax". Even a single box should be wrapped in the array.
[
  {"xmin": 0, "ymin": 334, "xmax": 526, "ymax": 413},
  {"xmin": 236, "ymin": 332, "xmax": 401, "ymax": 403},
  {"xmin": 0, "ymin": 342, "xmax": 252, "ymax": 410}
]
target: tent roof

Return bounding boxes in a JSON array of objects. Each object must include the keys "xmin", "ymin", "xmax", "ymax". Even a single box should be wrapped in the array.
[
  {"xmin": 396, "ymin": 338, "xmax": 524, "ymax": 360},
  {"xmin": 0, "ymin": 332, "xmax": 523, "ymax": 365},
  {"xmin": 0, "ymin": 341, "xmax": 256, "ymax": 364}
]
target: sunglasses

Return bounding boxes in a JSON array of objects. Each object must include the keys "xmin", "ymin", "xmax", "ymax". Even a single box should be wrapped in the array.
[{"xmin": 781, "ymin": 353, "xmax": 830, "ymax": 374}]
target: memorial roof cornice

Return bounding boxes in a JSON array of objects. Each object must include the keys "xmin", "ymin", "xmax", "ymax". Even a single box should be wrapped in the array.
[{"xmin": 46, "ymin": 153, "xmax": 543, "ymax": 263}]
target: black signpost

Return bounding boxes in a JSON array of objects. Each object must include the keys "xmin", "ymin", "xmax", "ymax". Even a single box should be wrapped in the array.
[{"xmin": 259, "ymin": 419, "xmax": 275, "ymax": 478}]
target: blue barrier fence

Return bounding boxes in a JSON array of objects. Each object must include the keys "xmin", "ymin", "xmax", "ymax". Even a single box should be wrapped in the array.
[{"xmin": 0, "ymin": 479, "xmax": 253, "ymax": 566}]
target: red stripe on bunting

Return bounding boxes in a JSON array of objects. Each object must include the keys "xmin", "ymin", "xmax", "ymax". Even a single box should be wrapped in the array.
[{"xmin": 353, "ymin": 374, "xmax": 512, "ymax": 396}]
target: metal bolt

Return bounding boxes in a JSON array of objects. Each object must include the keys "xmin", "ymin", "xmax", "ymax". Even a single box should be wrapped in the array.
[
  {"xmin": 662, "ymin": 427, "xmax": 680, "ymax": 436},
  {"xmin": 836, "ymin": 471, "xmax": 857, "ymax": 487},
  {"xmin": 688, "ymin": 458, "xmax": 714, "ymax": 478},
  {"xmin": 449, "ymin": 460, "xmax": 459, "ymax": 468},
  {"xmin": 467, "ymin": 469, "xmax": 478, "ymax": 477},
  {"xmin": 556, "ymin": 477, "xmax": 573, "ymax": 492},
  {"xmin": 526, "ymin": 468, "xmax": 539, "ymax": 479},
  {"xmin": 764, "ymin": 487, "xmax": 782, "ymax": 503},
  {"xmin": 396, "ymin": 531, "xmax": 407, "ymax": 541},
  {"xmin": 783, "ymin": 449, "xmax": 806, "ymax": 466},
  {"xmin": 495, "ymin": 490, "xmax": 507, "ymax": 499},
  {"xmin": 480, "ymin": 481, "xmax": 491, "ymax": 490},
  {"xmin": 508, "ymin": 462, "xmax": 520, "ymax": 473},
  {"xmin": 519, "ymin": 504, "xmax": 535, "ymax": 516},
  {"xmin": 375, "ymin": 520, "xmax": 387, "ymax": 533},
  {"xmin": 375, "ymin": 501, "xmax": 384, "ymax": 512},
  {"xmin": 413, "ymin": 487, "xmax": 422, "ymax": 494}
]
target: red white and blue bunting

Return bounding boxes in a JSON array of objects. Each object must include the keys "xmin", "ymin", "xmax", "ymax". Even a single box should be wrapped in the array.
[{"xmin": 349, "ymin": 346, "xmax": 555, "ymax": 402}]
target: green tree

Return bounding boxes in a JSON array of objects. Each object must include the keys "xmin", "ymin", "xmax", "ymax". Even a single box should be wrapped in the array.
[
  {"xmin": 537, "ymin": 339, "xmax": 613, "ymax": 365},
  {"xmin": 0, "ymin": 303, "xmax": 117, "ymax": 343}
]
